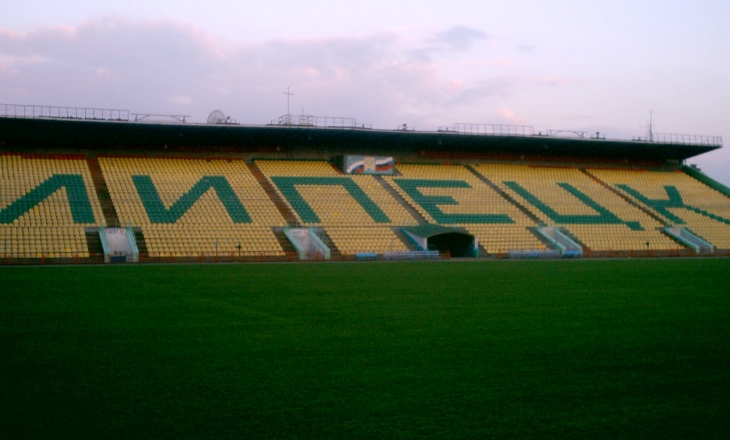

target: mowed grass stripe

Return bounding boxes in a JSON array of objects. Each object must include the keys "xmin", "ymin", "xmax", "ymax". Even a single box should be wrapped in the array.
[{"xmin": 1, "ymin": 259, "xmax": 729, "ymax": 439}]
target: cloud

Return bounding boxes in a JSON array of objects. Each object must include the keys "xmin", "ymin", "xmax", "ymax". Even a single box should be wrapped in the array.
[
  {"xmin": 4, "ymin": 18, "xmax": 724, "ymax": 182},
  {"xmin": 0, "ymin": 18, "xmax": 521, "ymax": 128},
  {"xmin": 537, "ymin": 76, "xmax": 569, "ymax": 86},
  {"xmin": 170, "ymin": 94, "xmax": 193, "ymax": 105},
  {"xmin": 516, "ymin": 44, "xmax": 536, "ymax": 53},
  {"xmin": 442, "ymin": 76, "xmax": 519, "ymax": 106},
  {"xmin": 431, "ymin": 26, "xmax": 489, "ymax": 51},
  {"xmin": 409, "ymin": 25, "xmax": 490, "ymax": 61},
  {"xmin": 499, "ymin": 108, "xmax": 516, "ymax": 120}
]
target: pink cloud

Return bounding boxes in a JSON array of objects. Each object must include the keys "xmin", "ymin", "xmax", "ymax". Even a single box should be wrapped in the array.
[
  {"xmin": 0, "ymin": 19, "xmax": 541, "ymax": 128},
  {"xmin": 499, "ymin": 108, "xmax": 516, "ymax": 120},
  {"xmin": 538, "ymin": 76, "xmax": 564, "ymax": 86}
]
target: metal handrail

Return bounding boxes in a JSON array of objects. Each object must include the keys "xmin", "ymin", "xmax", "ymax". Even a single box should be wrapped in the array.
[
  {"xmin": 652, "ymin": 133, "xmax": 722, "ymax": 147},
  {"xmin": 0, "ymin": 103, "xmax": 129, "ymax": 121},
  {"xmin": 454, "ymin": 123, "xmax": 535, "ymax": 136}
]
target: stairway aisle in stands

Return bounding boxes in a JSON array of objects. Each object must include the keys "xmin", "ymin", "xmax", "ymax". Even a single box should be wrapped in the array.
[
  {"xmin": 84, "ymin": 230, "xmax": 104, "ymax": 260},
  {"xmin": 87, "ymin": 156, "xmax": 120, "ymax": 227},
  {"xmin": 391, "ymin": 227, "xmax": 422, "ymax": 252},
  {"xmin": 313, "ymin": 229, "xmax": 343, "ymax": 260},
  {"xmin": 579, "ymin": 168, "xmax": 692, "ymax": 251},
  {"xmin": 134, "ymin": 229, "xmax": 150, "ymax": 259},
  {"xmin": 246, "ymin": 161, "xmax": 297, "ymax": 226},
  {"xmin": 272, "ymin": 228, "xmax": 298, "ymax": 259},
  {"xmin": 526, "ymin": 226, "xmax": 561, "ymax": 251},
  {"xmin": 465, "ymin": 165, "xmax": 545, "ymax": 226},
  {"xmin": 580, "ymin": 169, "xmax": 670, "ymax": 225},
  {"xmin": 374, "ymin": 175, "xmax": 429, "ymax": 224}
]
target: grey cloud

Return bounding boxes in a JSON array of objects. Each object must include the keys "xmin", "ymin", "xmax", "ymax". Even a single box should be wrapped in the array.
[
  {"xmin": 517, "ymin": 44, "xmax": 536, "ymax": 53},
  {"xmin": 443, "ymin": 77, "xmax": 518, "ymax": 106},
  {"xmin": 240, "ymin": 32, "xmax": 399, "ymax": 79},
  {"xmin": 409, "ymin": 25, "xmax": 489, "ymax": 61},
  {"xmin": 433, "ymin": 26, "xmax": 489, "ymax": 51},
  {"xmin": 0, "ymin": 19, "xmax": 510, "ymax": 128}
]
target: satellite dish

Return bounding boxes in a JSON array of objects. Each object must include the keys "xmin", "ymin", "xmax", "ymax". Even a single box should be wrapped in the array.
[{"xmin": 207, "ymin": 110, "xmax": 226, "ymax": 124}]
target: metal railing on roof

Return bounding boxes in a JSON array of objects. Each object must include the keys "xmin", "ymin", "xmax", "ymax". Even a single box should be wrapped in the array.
[
  {"xmin": 268, "ymin": 114, "xmax": 371, "ymax": 129},
  {"xmin": 448, "ymin": 121, "xmax": 722, "ymax": 147},
  {"xmin": 0, "ymin": 103, "xmax": 130, "ymax": 121},
  {"xmin": 132, "ymin": 113, "xmax": 190, "ymax": 123},
  {"xmin": 651, "ymin": 133, "xmax": 722, "ymax": 147},
  {"xmin": 453, "ymin": 123, "xmax": 535, "ymax": 136}
]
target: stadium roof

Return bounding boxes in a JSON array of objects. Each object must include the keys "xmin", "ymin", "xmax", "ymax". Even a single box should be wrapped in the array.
[{"xmin": 0, "ymin": 114, "xmax": 721, "ymax": 163}]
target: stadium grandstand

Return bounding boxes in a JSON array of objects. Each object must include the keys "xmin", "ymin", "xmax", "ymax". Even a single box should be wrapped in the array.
[{"xmin": 1, "ymin": 103, "xmax": 728, "ymax": 264}]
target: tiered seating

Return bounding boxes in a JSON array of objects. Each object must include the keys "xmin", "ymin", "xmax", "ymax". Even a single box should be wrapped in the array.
[
  {"xmin": 326, "ymin": 227, "xmax": 409, "ymax": 255},
  {"xmin": 256, "ymin": 160, "xmax": 415, "ymax": 255},
  {"xmin": 99, "ymin": 157, "xmax": 285, "ymax": 257},
  {"xmin": 9, "ymin": 151, "xmax": 724, "ymax": 260},
  {"xmin": 0, "ymin": 154, "xmax": 103, "ymax": 258},
  {"xmin": 384, "ymin": 164, "xmax": 546, "ymax": 253},
  {"xmin": 473, "ymin": 164, "xmax": 682, "ymax": 251},
  {"xmin": 588, "ymin": 168, "xmax": 730, "ymax": 249}
]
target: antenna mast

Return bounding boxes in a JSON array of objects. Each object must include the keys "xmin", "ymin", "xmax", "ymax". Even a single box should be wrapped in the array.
[
  {"xmin": 283, "ymin": 87, "xmax": 294, "ymax": 115},
  {"xmin": 648, "ymin": 110, "xmax": 654, "ymax": 142},
  {"xmin": 281, "ymin": 87, "xmax": 295, "ymax": 125}
]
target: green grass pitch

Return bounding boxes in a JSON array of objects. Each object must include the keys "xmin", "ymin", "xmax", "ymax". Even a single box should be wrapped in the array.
[{"xmin": 1, "ymin": 259, "xmax": 729, "ymax": 439}]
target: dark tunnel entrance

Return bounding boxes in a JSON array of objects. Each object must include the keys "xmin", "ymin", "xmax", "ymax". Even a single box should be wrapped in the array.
[
  {"xmin": 402, "ymin": 225, "xmax": 477, "ymax": 258},
  {"xmin": 427, "ymin": 232, "xmax": 476, "ymax": 257}
]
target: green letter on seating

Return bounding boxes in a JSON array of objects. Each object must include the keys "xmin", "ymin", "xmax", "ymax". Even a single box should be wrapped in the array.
[
  {"xmin": 0, "ymin": 174, "xmax": 96, "ymax": 224},
  {"xmin": 271, "ymin": 176, "xmax": 390, "ymax": 223},
  {"xmin": 394, "ymin": 179, "xmax": 514, "ymax": 224},
  {"xmin": 133, "ymin": 175, "xmax": 251, "ymax": 224},
  {"xmin": 617, "ymin": 184, "xmax": 730, "ymax": 226},
  {"xmin": 504, "ymin": 181, "xmax": 643, "ymax": 230}
]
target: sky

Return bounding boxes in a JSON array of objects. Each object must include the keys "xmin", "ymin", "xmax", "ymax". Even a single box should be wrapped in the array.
[{"xmin": 2, "ymin": 1, "xmax": 729, "ymax": 183}]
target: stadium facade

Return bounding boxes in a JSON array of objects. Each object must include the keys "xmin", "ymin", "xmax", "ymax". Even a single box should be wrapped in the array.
[{"xmin": 1, "ymin": 104, "xmax": 728, "ymax": 264}]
